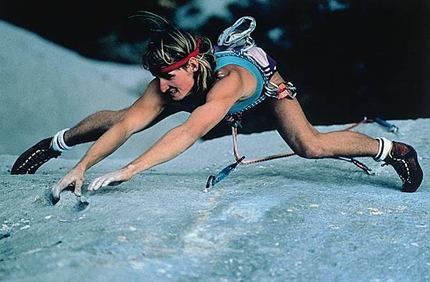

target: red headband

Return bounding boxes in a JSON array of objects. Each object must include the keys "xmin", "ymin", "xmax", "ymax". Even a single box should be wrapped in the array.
[{"xmin": 159, "ymin": 38, "xmax": 202, "ymax": 73}]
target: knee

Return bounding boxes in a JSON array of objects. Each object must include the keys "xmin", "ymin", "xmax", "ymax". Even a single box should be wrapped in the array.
[{"xmin": 291, "ymin": 138, "xmax": 326, "ymax": 159}]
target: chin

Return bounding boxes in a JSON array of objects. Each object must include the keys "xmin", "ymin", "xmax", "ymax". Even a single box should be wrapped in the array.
[
  {"xmin": 171, "ymin": 95, "xmax": 184, "ymax": 101},
  {"xmin": 173, "ymin": 92, "xmax": 191, "ymax": 101}
]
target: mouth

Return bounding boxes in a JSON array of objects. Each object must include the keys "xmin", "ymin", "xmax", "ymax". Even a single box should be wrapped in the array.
[{"xmin": 167, "ymin": 88, "xmax": 180, "ymax": 99}]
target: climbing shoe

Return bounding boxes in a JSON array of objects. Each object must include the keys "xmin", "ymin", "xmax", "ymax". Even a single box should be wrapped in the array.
[
  {"xmin": 11, "ymin": 137, "xmax": 61, "ymax": 174},
  {"xmin": 383, "ymin": 142, "xmax": 423, "ymax": 192}
]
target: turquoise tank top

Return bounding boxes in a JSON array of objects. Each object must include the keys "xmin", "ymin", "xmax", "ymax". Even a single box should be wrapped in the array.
[{"xmin": 214, "ymin": 52, "xmax": 265, "ymax": 116}]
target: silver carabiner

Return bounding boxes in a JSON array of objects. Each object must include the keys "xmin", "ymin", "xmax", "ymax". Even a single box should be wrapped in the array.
[{"xmin": 217, "ymin": 16, "xmax": 256, "ymax": 48}]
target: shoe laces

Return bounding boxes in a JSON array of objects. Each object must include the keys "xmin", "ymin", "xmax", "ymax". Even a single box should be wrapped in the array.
[{"xmin": 382, "ymin": 143, "xmax": 413, "ymax": 184}]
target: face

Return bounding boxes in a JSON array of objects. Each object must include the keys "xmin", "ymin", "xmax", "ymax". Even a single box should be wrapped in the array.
[{"xmin": 158, "ymin": 64, "xmax": 196, "ymax": 101}]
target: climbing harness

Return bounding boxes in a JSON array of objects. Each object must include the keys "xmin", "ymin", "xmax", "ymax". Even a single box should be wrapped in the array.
[
  {"xmin": 204, "ymin": 117, "xmax": 399, "ymax": 192},
  {"xmin": 215, "ymin": 16, "xmax": 298, "ymax": 118}
]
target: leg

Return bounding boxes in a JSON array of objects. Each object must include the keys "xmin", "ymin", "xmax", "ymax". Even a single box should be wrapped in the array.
[
  {"xmin": 11, "ymin": 109, "xmax": 127, "ymax": 174},
  {"xmin": 11, "ymin": 105, "xmax": 182, "ymax": 174},
  {"xmin": 64, "ymin": 104, "xmax": 181, "ymax": 146},
  {"xmin": 267, "ymin": 98, "xmax": 379, "ymax": 158},
  {"xmin": 64, "ymin": 109, "xmax": 128, "ymax": 146},
  {"xmin": 267, "ymin": 97, "xmax": 423, "ymax": 192}
]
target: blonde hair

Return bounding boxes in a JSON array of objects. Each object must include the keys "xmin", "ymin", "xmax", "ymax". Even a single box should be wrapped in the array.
[{"xmin": 133, "ymin": 11, "xmax": 216, "ymax": 94}]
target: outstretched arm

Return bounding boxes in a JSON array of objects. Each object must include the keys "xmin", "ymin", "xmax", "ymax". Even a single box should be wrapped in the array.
[
  {"xmin": 88, "ymin": 66, "xmax": 252, "ymax": 191},
  {"xmin": 87, "ymin": 105, "xmax": 223, "ymax": 190},
  {"xmin": 51, "ymin": 79, "xmax": 165, "ymax": 199}
]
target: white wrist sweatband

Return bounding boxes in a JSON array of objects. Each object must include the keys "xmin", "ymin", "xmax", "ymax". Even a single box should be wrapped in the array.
[{"xmin": 51, "ymin": 128, "xmax": 74, "ymax": 152}]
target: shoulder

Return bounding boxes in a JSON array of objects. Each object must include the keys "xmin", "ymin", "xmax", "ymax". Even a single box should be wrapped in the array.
[
  {"xmin": 215, "ymin": 64, "xmax": 241, "ymax": 80},
  {"xmin": 213, "ymin": 64, "xmax": 258, "ymax": 94},
  {"xmin": 213, "ymin": 60, "xmax": 259, "ymax": 92},
  {"xmin": 210, "ymin": 64, "xmax": 257, "ymax": 101}
]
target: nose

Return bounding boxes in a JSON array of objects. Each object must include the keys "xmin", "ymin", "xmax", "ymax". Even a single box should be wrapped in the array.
[{"xmin": 159, "ymin": 78, "xmax": 169, "ymax": 93}]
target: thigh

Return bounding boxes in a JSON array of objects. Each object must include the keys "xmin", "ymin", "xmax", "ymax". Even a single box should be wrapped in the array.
[{"xmin": 266, "ymin": 97, "xmax": 318, "ymax": 146}]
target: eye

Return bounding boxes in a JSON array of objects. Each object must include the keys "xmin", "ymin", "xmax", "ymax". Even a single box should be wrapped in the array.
[{"xmin": 158, "ymin": 72, "xmax": 174, "ymax": 80}]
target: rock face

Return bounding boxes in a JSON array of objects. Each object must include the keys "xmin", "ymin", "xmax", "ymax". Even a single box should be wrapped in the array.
[{"xmin": 0, "ymin": 118, "xmax": 429, "ymax": 282}]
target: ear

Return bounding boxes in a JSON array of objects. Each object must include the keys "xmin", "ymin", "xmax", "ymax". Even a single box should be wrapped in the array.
[{"xmin": 188, "ymin": 57, "xmax": 200, "ymax": 72}]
